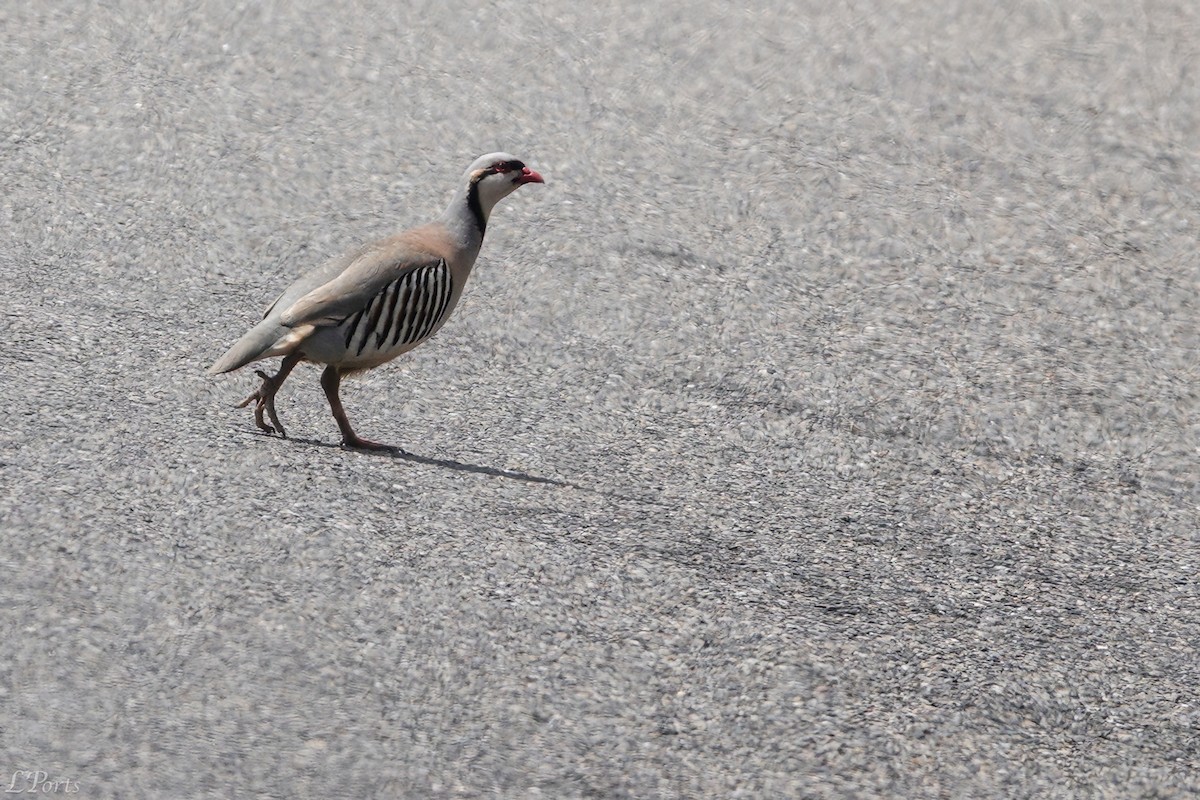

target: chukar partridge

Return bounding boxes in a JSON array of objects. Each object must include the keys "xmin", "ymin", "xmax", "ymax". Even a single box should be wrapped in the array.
[{"xmin": 208, "ymin": 152, "xmax": 544, "ymax": 450}]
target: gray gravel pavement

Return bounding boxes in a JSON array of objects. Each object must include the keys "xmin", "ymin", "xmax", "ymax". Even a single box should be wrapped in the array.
[{"xmin": 2, "ymin": 1, "xmax": 1198, "ymax": 797}]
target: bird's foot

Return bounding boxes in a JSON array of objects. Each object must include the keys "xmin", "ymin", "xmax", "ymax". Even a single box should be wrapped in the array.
[
  {"xmin": 341, "ymin": 433, "xmax": 400, "ymax": 452},
  {"xmin": 236, "ymin": 369, "xmax": 288, "ymax": 437}
]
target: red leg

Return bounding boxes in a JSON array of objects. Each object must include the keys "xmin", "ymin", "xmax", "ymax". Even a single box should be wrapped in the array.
[
  {"xmin": 236, "ymin": 352, "xmax": 301, "ymax": 437},
  {"xmin": 320, "ymin": 365, "xmax": 397, "ymax": 451}
]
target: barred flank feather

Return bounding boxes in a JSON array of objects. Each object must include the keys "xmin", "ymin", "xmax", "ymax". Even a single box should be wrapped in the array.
[{"xmin": 342, "ymin": 260, "xmax": 453, "ymax": 358}]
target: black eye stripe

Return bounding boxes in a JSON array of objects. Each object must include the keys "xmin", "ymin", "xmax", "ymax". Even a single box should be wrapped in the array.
[
  {"xmin": 487, "ymin": 160, "xmax": 525, "ymax": 174},
  {"xmin": 472, "ymin": 160, "xmax": 526, "ymax": 184}
]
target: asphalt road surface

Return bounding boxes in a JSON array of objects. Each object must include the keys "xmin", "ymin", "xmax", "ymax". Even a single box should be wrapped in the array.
[{"xmin": 2, "ymin": 1, "xmax": 1197, "ymax": 797}]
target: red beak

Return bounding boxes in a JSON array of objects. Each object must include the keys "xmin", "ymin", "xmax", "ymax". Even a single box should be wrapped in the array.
[{"xmin": 517, "ymin": 166, "xmax": 544, "ymax": 185}]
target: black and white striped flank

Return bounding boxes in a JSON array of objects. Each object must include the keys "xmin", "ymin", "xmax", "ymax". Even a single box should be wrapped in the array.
[{"xmin": 341, "ymin": 260, "xmax": 454, "ymax": 357}]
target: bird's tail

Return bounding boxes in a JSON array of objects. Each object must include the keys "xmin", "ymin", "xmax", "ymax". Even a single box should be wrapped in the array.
[{"xmin": 207, "ymin": 318, "xmax": 295, "ymax": 375}]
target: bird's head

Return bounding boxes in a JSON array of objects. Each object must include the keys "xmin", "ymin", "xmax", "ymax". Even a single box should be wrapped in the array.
[{"xmin": 465, "ymin": 152, "xmax": 544, "ymax": 223}]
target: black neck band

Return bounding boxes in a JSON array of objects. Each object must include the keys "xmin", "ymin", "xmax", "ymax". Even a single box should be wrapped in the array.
[{"xmin": 466, "ymin": 179, "xmax": 487, "ymax": 235}]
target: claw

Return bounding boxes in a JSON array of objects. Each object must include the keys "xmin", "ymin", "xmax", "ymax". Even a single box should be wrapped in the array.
[
  {"xmin": 341, "ymin": 434, "xmax": 399, "ymax": 451},
  {"xmin": 252, "ymin": 398, "xmax": 278, "ymax": 435},
  {"xmin": 264, "ymin": 395, "xmax": 287, "ymax": 438},
  {"xmin": 233, "ymin": 354, "xmax": 300, "ymax": 438}
]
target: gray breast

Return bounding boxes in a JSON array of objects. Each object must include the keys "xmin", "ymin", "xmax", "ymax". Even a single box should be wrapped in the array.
[{"xmin": 339, "ymin": 260, "xmax": 454, "ymax": 359}]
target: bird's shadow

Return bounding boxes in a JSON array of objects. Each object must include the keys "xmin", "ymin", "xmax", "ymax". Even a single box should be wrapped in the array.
[{"xmin": 246, "ymin": 430, "xmax": 655, "ymax": 502}]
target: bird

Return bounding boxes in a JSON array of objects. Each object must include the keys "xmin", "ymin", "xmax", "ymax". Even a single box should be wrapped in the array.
[{"xmin": 208, "ymin": 152, "xmax": 545, "ymax": 450}]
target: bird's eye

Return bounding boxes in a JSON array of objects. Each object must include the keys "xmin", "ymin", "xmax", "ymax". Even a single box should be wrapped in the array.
[{"xmin": 492, "ymin": 162, "xmax": 510, "ymax": 173}]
